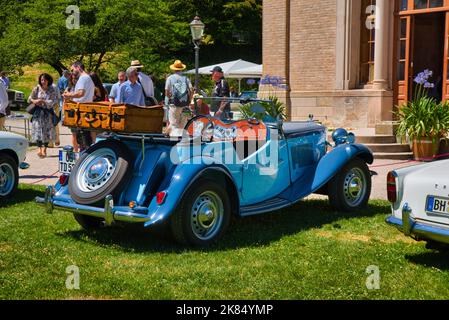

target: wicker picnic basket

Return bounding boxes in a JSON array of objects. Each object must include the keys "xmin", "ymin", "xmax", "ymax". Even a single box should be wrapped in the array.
[{"xmin": 63, "ymin": 101, "xmax": 164, "ymax": 134}]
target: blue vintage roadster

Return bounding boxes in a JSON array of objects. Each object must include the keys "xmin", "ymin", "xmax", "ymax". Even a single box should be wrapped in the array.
[{"xmin": 37, "ymin": 99, "xmax": 374, "ymax": 246}]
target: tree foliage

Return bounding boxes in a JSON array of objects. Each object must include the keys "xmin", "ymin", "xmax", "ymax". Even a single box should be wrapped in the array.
[{"xmin": 0, "ymin": 0, "xmax": 262, "ymax": 80}]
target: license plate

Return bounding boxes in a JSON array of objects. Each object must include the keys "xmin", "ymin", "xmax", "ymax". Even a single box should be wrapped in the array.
[
  {"xmin": 59, "ymin": 150, "xmax": 79, "ymax": 174},
  {"xmin": 426, "ymin": 196, "xmax": 449, "ymax": 216}
]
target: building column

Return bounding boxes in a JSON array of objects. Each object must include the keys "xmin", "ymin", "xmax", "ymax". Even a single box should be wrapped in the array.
[
  {"xmin": 373, "ymin": 0, "xmax": 389, "ymax": 90},
  {"xmin": 260, "ymin": 0, "xmax": 291, "ymax": 117}
]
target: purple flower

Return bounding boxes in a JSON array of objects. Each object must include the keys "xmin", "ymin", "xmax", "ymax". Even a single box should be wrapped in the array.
[
  {"xmin": 278, "ymin": 84, "xmax": 288, "ymax": 90},
  {"xmin": 414, "ymin": 69, "xmax": 434, "ymax": 85},
  {"xmin": 270, "ymin": 76, "xmax": 280, "ymax": 86},
  {"xmin": 414, "ymin": 73, "xmax": 426, "ymax": 85},
  {"xmin": 423, "ymin": 69, "xmax": 433, "ymax": 78},
  {"xmin": 424, "ymin": 82, "xmax": 435, "ymax": 89}
]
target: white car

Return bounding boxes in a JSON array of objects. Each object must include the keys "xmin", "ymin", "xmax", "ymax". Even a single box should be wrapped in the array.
[
  {"xmin": 386, "ymin": 159, "xmax": 449, "ymax": 250},
  {"xmin": 0, "ymin": 132, "xmax": 28, "ymax": 200}
]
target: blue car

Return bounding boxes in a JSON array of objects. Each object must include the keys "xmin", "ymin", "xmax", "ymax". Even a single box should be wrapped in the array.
[{"xmin": 37, "ymin": 100, "xmax": 373, "ymax": 246}]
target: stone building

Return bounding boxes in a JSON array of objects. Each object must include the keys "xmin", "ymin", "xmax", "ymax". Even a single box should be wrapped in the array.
[{"xmin": 262, "ymin": 0, "xmax": 449, "ymax": 134}]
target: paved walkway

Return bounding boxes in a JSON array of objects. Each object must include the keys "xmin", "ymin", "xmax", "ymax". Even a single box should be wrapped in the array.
[{"xmin": 7, "ymin": 118, "xmax": 423, "ymax": 200}]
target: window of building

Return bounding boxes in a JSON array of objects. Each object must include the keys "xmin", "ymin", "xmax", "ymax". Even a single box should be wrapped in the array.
[
  {"xmin": 400, "ymin": 0, "xmax": 444, "ymax": 11},
  {"xmin": 360, "ymin": 0, "xmax": 376, "ymax": 85}
]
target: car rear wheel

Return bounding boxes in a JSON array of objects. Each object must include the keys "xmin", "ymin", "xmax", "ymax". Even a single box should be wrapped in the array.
[
  {"xmin": 0, "ymin": 154, "xmax": 19, "ymax": 200},
  {"xmin": 68, "ymin": 140, "xmax": 134, "ymax": 205},
  {"xmin": 328, "ymin": 158, "xmax": 371, "ymax": 212},
  {"xmin": 170, "ymin": 179, "xmax": 231, "ymax": 246}
]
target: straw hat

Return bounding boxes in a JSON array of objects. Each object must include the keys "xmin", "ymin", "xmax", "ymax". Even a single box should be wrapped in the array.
[
  {"xmin": 170, "ymin": 60, "xmax": 187, "ymax": 71},
  {"xmin": 130, "ymin": 60, "xmax": 144, "ymax": 68}
]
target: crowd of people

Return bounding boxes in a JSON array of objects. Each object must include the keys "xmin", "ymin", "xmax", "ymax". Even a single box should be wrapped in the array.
[{"xmin": 0, "ymin": 58, "xmax": 232, "ymax": 156}]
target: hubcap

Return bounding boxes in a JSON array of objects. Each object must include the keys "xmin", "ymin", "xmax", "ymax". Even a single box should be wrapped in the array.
[
  {"xmin": 0, "ymin": 163, "xmax": 15, "ymax": 196},
  {"xmin": 191, "ymin": 191, "xmax": 224, "ymax": 241},
  {"xmin": 76, "ymin": 149, "xmax": 117, "ymax": 192},
  {"xmin": 343, "ymin": 168, "xmax": 367, "ymax": 207}
]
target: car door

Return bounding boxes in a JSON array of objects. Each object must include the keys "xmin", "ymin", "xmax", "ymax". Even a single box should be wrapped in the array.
[{"xmin": 240, "ymin": 129, "xmax": 290, "ymax": 206}]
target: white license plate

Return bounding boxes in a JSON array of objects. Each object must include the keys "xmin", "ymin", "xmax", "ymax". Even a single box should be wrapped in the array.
[
  {"xmin": 59, "ymin": 150, "xmax": 79, "ymax": 174},
  {"xmin": 426, "ymin": 196, "xmax": 449, "ymax": 216}
]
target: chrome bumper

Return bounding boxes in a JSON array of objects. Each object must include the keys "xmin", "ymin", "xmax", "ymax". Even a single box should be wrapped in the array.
[
  {"xmin": 386, "ymin": 203, "xmax": 449, "ymax": 245},
  {"xmin": 36, "ymin": 186, "xmax": 152, "ymax": 226}
]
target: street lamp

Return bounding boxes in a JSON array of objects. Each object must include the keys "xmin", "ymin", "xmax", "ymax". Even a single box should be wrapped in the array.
[{"xmin": 190, "ymin": 16, "xmax": 205, "ymax": 93}]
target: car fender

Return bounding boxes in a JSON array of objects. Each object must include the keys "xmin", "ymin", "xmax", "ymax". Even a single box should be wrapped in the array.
[
  {"xmin": 311, "ymin": 143, "xmax": 373, "ymax": 192},
  {"xmin": 144, "ymin": 158, "xmax": 240, "ymax": 227},
  {"xmin": 0, "ymin": 132, "xmax": 28, "ymax": 163}
]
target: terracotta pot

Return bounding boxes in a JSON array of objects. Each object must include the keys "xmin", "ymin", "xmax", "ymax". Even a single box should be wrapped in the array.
[
  {"xmin": 439, "ymin": 138, "xmax": 449, "ymax": 160},
  {"xmin": 412, "ymin": 137, "xmax": 438, "ymax": 161}
]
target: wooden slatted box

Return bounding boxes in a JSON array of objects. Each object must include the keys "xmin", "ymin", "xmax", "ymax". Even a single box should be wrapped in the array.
[{"xmin": 63, "ymin": 101, "xmax": 164, "ymax": 134}]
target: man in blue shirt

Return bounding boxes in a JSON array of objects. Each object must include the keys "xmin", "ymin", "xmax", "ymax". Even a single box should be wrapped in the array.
[
  {"xmin": 58, "ymin": 70, "xmax": 70, "ymax": 93},
  {"xmin": 119, "ymin": 67, "xmax": 145, "ymax": 106},
  {"xmin": 109, "ymin": 71, "xmax": 126, "ymax": 103}
]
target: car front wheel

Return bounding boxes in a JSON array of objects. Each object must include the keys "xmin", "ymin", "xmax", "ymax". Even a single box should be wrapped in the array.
[
  {"xmin": 0, "ymin": 154, "xmax": 19, "ymax": 200},
  {"xmin": 328, "ymin": 158, "xmax": 371, "ymax": 212},
  {"xmin": 170, "ymin": 179, "xmax": 231, "ymax": 246}
]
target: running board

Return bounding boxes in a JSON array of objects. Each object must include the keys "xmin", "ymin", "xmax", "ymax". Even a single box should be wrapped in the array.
[{"xmin": 240, "ymin": 197, "xmax": 292, "ymax": 216}]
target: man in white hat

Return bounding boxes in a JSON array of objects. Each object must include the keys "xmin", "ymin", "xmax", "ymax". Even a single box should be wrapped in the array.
[
  {"xmin": 130, "ymin": 60, "xmax": 156, "ymax": 105},
  {"xmin": 165, "ymin": 60, "xmax": 193, "ymax": 137}
]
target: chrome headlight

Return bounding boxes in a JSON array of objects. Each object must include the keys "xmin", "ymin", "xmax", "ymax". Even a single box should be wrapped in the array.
[{"xmin": 332, "ymin": 128, "xmax": 356, "ymax": 146}]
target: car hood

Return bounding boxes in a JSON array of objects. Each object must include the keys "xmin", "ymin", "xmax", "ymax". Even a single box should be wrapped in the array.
[{"xmin": 0, "ymin": 131, "xmax": 27, "ymax": 141}]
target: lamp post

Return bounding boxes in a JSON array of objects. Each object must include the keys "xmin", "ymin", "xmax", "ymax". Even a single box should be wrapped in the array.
[{"xmin": 190, "ymin": 16, "xmax": 205, "ymax": 93}]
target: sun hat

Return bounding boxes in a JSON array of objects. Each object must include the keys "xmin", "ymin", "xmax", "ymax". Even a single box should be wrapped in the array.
[
  {"xmin": 170, "ymin": 60, "xmax": 187, "ymax": 71},
  {"xmin": 130, "ymin": 60, "xmax": 144, "ymax": 68}
]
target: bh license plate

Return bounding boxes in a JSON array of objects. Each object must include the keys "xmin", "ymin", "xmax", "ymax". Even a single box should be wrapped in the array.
[
  {"xmin": 426, "ymin": 196, "xmax": 449, "ymax": 216},
  {"xmin": 59, "ymin": 150, "xmax": 79, "ymax": 174}
]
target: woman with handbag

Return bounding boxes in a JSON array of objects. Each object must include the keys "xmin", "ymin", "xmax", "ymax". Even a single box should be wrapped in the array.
[{"xmin": 28, "ymin": 73, "xmax": 57, "ymax": 158}]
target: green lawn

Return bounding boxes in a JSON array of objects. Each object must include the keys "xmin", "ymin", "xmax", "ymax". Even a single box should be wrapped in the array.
[
  {"xmin": 10, "ymin": 64, "xmax": 60, "ymax": 99},
  {"xmin": 1, "ymin": 184, "xmax": 449, "ymax": 300}
]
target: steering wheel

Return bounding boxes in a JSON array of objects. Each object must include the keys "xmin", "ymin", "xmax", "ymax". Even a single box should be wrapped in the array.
[{"xmin": 184, "ymin": 115, "xmax": 216, "ymax": 142}]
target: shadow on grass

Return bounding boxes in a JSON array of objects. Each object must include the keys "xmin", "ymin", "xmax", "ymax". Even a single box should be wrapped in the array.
[
  {"xmin": 406, "ymin": 251, "xmax": 449, "ymax": 271},
  {"xmin": 0, "ymin": 184, "xmax": 44, "ymax": 208},
  {"xmin": 58, "ymin": 199, "xmax": 390, "ymax": 253}
]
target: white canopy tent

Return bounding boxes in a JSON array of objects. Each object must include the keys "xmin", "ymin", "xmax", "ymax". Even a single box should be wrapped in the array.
[{"xmin": 185, "ymin": 59, "xmax": 262, "ymax": 93}]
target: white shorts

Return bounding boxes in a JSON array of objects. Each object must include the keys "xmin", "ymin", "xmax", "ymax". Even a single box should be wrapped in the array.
[{"xmin": 168, "ymin": 105, "xmax": 189, "ymax": 137}]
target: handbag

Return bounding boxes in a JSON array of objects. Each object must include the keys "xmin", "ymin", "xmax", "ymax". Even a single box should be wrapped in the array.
[
  {"xmin": 26, "ymin": 103, "xmax": 36, "ymax": 115},
  {"xmin": 27, "ymin": 86, "xmax": 40, "ymax": 115}
]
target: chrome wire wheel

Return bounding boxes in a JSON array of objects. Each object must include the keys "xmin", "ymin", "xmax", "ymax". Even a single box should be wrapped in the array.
[
  {"xmin": 0, "ymin": 163, "xmax": 15, "ymax": 196},
  {"xmin": 343, "ymin": 167, "xmax": 367, "ymax": 207},
  {"xmin": 190, "ymin": 191, "xmax": 224, "ymax": 241},
  {"xmin": 75, "ymin": 149, "xmax": 117, "ymax": 193}
]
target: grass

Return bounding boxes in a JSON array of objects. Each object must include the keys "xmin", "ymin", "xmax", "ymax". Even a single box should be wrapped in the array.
[
  {"xmin": 9, "ymin": 64, "xmax": 60, "ymax": 99},
  {"xmin": 1, "ymin": 184, "xmax": 449, "ymax": 300}
]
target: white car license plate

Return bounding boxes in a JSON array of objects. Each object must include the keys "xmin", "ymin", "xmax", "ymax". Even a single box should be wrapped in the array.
[
  {"xmin": 59, "ymin": 150, "xmax": 79, "ymax": 174},
  {"xmin": 426, "ymin": 196, "xmax": 449, "ymax": 216}
]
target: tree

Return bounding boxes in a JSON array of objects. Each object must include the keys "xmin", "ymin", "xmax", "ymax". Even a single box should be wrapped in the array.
[
  {"xmin": 0, "ymin": 0, "xmax": 263, "ymax": 78},
  {"xmin": 0, "ymin": 0, "xmax": 186, "ymax": 75}
]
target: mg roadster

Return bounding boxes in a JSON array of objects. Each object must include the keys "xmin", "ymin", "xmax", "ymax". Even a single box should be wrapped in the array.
[{"xmin": 37, "ymin": 99, "xmax": 374, "ymax": 246}]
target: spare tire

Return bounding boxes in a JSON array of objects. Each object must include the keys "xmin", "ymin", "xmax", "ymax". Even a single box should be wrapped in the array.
[{"xmin": 68, "ymin": 140, "xmax": 134, "ymax": 205}]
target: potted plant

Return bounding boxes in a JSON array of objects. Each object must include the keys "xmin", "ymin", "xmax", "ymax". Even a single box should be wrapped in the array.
[
  {"xmin": 239, "ymin": 95, "xmax": 286, "ymax": 121},
  {"xmin": 395, "ymin": 70, "xmax": 449, "ymax": 161}
]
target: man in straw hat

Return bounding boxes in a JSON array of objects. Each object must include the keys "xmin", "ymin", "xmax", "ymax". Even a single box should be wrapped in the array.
[
  {"xmin": 165, "ymin": 60, "xmax": 193, "ymax": 137},
  {"xmin": 130, "ymin": 60, "xmax": 156, "ymax": 105}
]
